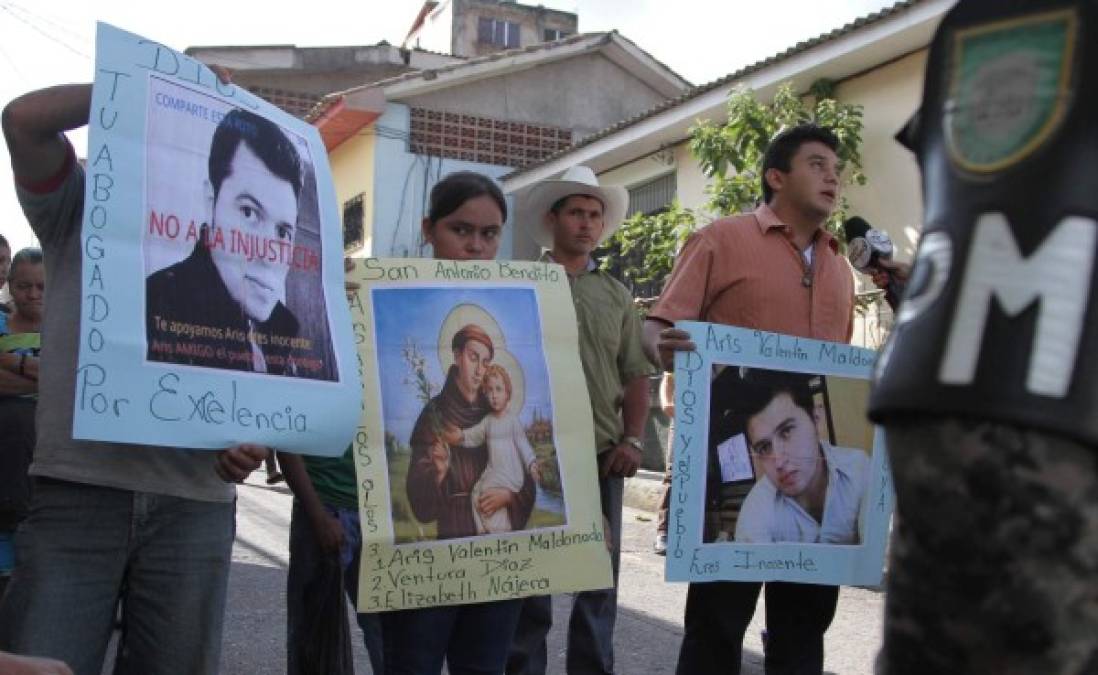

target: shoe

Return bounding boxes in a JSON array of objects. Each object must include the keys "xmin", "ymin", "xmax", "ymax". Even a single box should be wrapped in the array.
[
  {"xmin": 266, "ymin": 472, "xmax": 285, "ymax": 485},
  {"xmin": 653, "ymin": 532, "xmax": 667, "ymax": 556}
]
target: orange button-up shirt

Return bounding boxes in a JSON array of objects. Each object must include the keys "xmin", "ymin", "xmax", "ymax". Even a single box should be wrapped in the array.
[{"xmin": 649, "ymin": 204, "xmax": 854, "ymax": 343}]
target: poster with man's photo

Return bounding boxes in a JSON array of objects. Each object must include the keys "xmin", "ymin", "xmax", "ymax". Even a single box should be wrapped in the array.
[
  {"xmin": 72, "ymin": 23, "xmax": 361, "ymax": 456},
  {"xmin": 666, "ymin": 322, "xmax": 893, "ymax": 586},
  {"xmin": 349, "ymin": 259, "xmax": 613, "ymax": 611}
]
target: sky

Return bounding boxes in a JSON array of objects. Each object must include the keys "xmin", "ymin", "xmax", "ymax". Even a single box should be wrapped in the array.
[{"xmin": 0, "ymin": 0, "xmax": 895, "ymax": 251}]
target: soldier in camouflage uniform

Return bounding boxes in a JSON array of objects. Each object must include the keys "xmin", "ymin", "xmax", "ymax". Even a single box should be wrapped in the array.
[{"xmin": 871, "ymin": 1, "xmax": 1098, "ymax": 672}]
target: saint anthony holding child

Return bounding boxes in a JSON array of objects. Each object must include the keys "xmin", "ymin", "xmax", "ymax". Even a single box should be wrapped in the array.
[{"xmin": 406, "ymin": 324, "xmax": 536, "ymax": 540}]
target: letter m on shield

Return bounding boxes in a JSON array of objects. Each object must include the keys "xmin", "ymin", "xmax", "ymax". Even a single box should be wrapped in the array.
[{"xmin": 939, "ymin": 213, "xmax": 1096, "ymax": 397}]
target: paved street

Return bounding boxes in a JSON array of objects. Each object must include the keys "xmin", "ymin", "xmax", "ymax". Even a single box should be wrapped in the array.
[{"xmin": 218, "ymin": 469, "xmax": 885, "ymax": 674}]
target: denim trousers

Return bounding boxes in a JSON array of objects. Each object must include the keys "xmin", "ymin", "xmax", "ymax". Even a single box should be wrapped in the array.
[
  {"xmin": 675, "ymin": 580, "xmax": 839, "ymax": 675},
  {"xmin": 286, "ymin": 500, "xmax": 384, "ymax": 674},
  {"xmin": 381, "ymin": 598, "xmax": 523, "ymax": 674},
  {"xmin": 0, "ymin": 478, "xmax": 235, "ymax": 675},
  {"xmin": 507, "ymin": 475, "xmax": 623, "ymax": 675}
]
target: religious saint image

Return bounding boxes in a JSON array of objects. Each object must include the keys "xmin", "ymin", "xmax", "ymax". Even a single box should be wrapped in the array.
[
  {"xmin": 142, "ymin": 75, "xmax": 338, "ymax": 381},
  {"xmin": 704, "ymin": 366, "xmax": 874, "ymax": 546},
  {"xmin": 372, "ymin": 287, "xmax": 567, "ymax": 543}
]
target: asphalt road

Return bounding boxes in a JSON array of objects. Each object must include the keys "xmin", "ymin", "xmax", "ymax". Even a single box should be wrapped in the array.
[{"xmin": 213, "ymin": 469, "xmax": 885, "ymax": 674}]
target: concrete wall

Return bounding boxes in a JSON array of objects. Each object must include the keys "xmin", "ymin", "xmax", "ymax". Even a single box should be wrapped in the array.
[
  {"xmin": 369, "ymin": 104, "xmax": 517, "ymax": 259},
  {"xmin": 399, "ymin": 52, "xmax": 666, "ymax": 141},
  {"xmin": 454, "ymin": 0, "xmax": 576, "ymax": 57},
  {"xmin": 329, "ymin": 131, "xmax": 376, "ymax": 255},
  {"xmin": 837, "ymin": 49, "xmax": 927, "ymax": 262}
]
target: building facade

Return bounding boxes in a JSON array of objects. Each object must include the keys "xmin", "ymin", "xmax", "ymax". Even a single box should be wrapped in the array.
[
  {"xmin": 312, "ymin": 32, "xmax": 691, "ymax": 260},
  {"xmin": 502, "ymin": 0, "xmax": 952, "ymax": 349},
  {"xmin": 403, "ymin": 0, "xmax": 578, "ymax": 58}
]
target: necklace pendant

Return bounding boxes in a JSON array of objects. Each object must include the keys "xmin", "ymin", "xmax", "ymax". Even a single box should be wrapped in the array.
[{"xmin": 802, "ymin": 273, "xmax": 812, "ymax": 287}]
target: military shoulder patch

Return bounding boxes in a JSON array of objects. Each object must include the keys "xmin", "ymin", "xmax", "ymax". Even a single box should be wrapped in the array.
[{"xmin": 945, "ymin": 8, "xmax": 1077, "ymax": 173}]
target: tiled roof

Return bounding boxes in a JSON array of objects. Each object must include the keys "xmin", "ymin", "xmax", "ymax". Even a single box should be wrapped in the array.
[{"xmin": 506, "ymin": 0, "xmax": 925, "ymax": 177}]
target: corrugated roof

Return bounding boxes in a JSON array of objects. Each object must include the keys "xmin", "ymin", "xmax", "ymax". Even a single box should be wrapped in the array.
[
  {"xmin": 505, "ymin": 0, "xmax": 926, "ymax": 177},
  {"xmin": 305, "ymin": 30, "xmax": 691, "ymax": 123}
]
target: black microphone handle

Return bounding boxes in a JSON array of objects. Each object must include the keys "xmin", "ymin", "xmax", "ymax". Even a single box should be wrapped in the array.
[{"xmin": 885, "ymin": 275, "xmax": 904, "ymax": 312}]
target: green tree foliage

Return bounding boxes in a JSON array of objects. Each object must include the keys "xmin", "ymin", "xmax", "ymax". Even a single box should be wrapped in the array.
[{"xmin": 604, "ymin": 80, "xmax": 866, "ymax": 291}]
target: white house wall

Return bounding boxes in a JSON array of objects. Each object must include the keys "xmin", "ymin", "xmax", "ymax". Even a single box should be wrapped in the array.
[
  {"xmin": 838, "ymin": 49, "xmax": 927, "ymax": 261},
  {"xmin": 371, "ymin": 103, "xmax": 516, "ymax": 259}
]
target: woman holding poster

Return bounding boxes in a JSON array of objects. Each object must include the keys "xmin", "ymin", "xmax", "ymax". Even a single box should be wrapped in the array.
[{"xmin": 379, "ymin": 171, "xmax": 527, "ymax": 675}]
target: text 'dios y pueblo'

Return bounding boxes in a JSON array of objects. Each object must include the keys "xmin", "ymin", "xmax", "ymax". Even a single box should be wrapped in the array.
[
  {"xmin": 349, "ymin": 258, "xmax": 612, "ymax": 611},
  {"xmin": 75, "ymin": 23, "xmax": 361, "ymax": 456},
  {"xmin": 667, "ymin": 322, "xmax": 893, "ymax": 587}
]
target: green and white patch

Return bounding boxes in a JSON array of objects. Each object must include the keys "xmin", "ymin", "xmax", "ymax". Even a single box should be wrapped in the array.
[{"xmin": 945, "ymin": 9, "xmax": 1076, "ymax": 173}]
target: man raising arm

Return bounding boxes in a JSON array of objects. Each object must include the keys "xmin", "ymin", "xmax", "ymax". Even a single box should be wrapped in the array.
[{"xmin": 0, "ymin": 79, "xmax": 268, "ymax": 675}]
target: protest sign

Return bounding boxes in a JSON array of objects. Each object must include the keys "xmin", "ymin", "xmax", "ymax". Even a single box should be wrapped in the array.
[
  {"xmin": 74, "ymin": 23, "xmax": 360, "ymax": 456},
  {"xmin": 349, "ymin": 258, "xmax": 613, "ymax": 611},
  {"xmin": 667, "ymin": 322, "xmax": 893, "ymax": 586}
]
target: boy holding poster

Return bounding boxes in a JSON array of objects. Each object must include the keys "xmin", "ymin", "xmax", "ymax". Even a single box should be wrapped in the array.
[{"xmin": 644, "ymin": 125, "xmax": 855, "ymax": 675}]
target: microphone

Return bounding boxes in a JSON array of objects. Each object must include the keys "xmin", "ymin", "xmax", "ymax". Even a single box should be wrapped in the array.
[{"xmin": 843, "ymin": 216, "xmax": 902, "ymax": 309}]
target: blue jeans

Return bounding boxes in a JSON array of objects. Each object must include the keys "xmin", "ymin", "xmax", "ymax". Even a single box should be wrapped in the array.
[
  {"xmin": 381, "ymin": 599, "xmax": 523, "ymax": 674},
  {"xmin": 507, "ymin": 475, "xmax": 623, "ymax": 675},
  {"xmin": 0, "ymin": 478, "xmax": 235, "ymax": 675},
  {"xmin": 287, "ymin": 500, "xmax": 384, "ymax": 674}
]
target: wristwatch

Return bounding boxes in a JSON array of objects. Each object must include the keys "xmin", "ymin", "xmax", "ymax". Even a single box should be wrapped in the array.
[{"xmin": 621, "ymin": 436, "xmax": 644, "ymax": 452}]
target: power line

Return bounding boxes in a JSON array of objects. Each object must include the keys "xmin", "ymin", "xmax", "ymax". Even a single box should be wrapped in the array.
[
  {"xmin": 3, "ymin": 0, "xmax": 88, "ymax": 45},
  {"xmin": 0, "ymin": 1, "xmax": 91, "ymax": 60}
]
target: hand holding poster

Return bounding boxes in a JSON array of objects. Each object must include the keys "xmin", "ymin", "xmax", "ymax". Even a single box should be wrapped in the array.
[
  {"xmin": 74, "ymin": 23, "xmax": 360, "ymax": 456},
  {"xmin": 349, "ymin": 258, "xmax": 613, "ymax": 611},
  {"xmin": 667, "ymin": 322, "xmax": 893, "ymax": 586}
]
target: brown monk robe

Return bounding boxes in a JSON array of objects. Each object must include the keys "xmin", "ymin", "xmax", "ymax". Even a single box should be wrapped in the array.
[{"xmin": 406, "ymin": 365, "xmax": 536, "ymax": 539}]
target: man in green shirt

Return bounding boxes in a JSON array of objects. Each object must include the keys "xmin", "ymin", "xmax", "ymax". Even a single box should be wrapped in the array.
[{"xmin": 507, "ymin": 165, "xmax": 654, "ymax": 675}]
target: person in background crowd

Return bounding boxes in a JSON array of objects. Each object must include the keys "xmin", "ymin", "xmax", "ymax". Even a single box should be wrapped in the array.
[
  {"xmin": 0, "ymin": 234, "xmax": 12, "ymax": 313},
  {"xmin": 653, "ymin": 372, "xmax": 674, "ymax": 555},
  {"xmin": 0, "ymin": 77, "xmax": 269, "ymax": 675},
  {"xmin": 507, "ymin": 165, "xmax": 653, "ymax": 675},
  {"xmin": 0, "ymin": 247, "xmax": 44, "ymax": 599},
  {"xmin": 644, "ymin": 124, "xmax": 855, "ymax": 675}
]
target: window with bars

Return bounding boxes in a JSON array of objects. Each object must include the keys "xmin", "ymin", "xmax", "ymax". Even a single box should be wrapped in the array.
[
  {"xmin": 343, "ymin": 193, "xmax": 365, "ymax": 251},
  {"xmin": 627, "ymin": 173, "xmax": 677, "ymax": 218},
  {"xmin": 408, "ymin": 108, "xmax": 572, "ymax": 167},
  {"xmin": 543, "ymin": 28, "xmax": 569, "ymax": 42},
  {"xmin": 478, "ymin": 17, "xmax": 521, "ymax": 48}
]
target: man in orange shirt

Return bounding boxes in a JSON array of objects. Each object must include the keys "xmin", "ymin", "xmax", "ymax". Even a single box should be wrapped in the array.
[{"xmin": 644, "ymin": 124, "xmax": 854, "ymax": 675}]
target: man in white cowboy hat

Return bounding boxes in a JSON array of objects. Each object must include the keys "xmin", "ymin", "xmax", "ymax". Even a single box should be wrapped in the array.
[{"xmin": 507, "ymin": 166, "xmax": 654, "ymax": 675}]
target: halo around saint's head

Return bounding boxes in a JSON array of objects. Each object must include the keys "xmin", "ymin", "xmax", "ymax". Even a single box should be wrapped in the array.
[{"xmin": 438, "ymin": 303, "xmax": 525, "ymax": 414}]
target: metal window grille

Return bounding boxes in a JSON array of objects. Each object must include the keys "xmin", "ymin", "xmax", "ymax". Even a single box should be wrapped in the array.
[
  {"xmin": 478, "ymin": 18, "xmax": 520, "ymax": 48},
  {"xmin": 627, "ymin": 173, "xmax": 677, "ymax": 217}
]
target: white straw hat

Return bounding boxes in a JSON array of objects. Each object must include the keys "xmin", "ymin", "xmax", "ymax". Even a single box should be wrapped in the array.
[{"xmin": 514, "ymin": 165, "xmax": 629, "ymax": 250}]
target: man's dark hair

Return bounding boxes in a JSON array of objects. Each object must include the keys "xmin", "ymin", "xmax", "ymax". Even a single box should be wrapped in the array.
[
  {"xmin": 208, "ymin": 108, "xmax": 303, "ymax": 203},
  {"xmin": 738, "ymin": 370, "xmax": 816, "ymax": 444},
  {"xmin": 549, "ymin": 193, "xmax": 604, "ymax": 215},
  {"xmin": 0, "ymin": 233, "xmax": 9, "ymax": 250},
  {"xmin": 760, "ymin": 123, "xmax": 840, "ymax": 204},
  {"xmin": 9, "ymin": 247, "xmax": 43, "ymax": 278},
  {"xmin": 426, "ymin": 171, "xmax": 507, "ymax": 224}
]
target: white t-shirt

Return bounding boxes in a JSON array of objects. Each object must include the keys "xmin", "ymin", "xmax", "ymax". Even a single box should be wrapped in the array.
[{"xmin": 735, "ymin": 442, "xmax": 869, "ymax": 545}]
